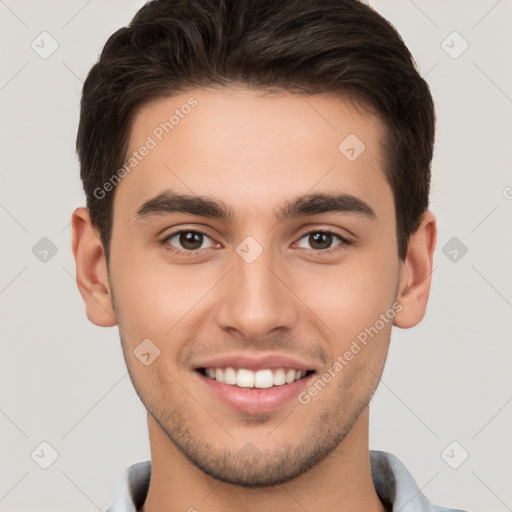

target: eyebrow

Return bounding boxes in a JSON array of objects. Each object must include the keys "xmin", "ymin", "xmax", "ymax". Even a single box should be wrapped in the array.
[{"xmin": 134, "ymin": 190, "xmax": 376, "ymax": 224}]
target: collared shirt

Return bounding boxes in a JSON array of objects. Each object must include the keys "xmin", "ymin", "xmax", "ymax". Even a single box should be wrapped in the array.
[{"xmin": 106, "ymin": 450, "xmax": 468, "ymax": 512}]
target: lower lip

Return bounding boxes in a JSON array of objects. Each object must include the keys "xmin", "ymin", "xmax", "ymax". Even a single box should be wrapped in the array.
[{"xmin": 195, "ymin": 371, "xmax": 315, "ymax": 415}]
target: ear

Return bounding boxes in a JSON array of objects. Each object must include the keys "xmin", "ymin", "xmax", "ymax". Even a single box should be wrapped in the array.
[
  {"xmin": 394, "ymin": 210, "xmax": 437, "ymax": 329},
  {"xmin": 71, "ymin": 207, "xmax": 117, "ymax": 327}
]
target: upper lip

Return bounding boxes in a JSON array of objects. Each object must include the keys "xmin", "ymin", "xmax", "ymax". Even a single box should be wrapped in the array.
[{"xmin": 193, "ymin": 353, "xmax": 318, "ymax": 372}]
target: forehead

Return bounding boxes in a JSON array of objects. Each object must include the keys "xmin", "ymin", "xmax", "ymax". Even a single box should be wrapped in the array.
[{"xmin": 114, "ymin": 87, "xmax": 392, "ymax": 223}]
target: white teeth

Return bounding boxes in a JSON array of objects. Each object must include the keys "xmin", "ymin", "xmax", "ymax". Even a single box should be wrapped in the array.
[
  {"xmin": 204, "ymin": 367, "xmax": 309, "ymax": 388},
  {"xmin": 285, "ymin": 369, "xmax": 296, "ymax": 384},
  {"xmin": 254, "ymin": 369, "xmax": 274, "ymax": 388},
  {"xmin": 273, "ymin": 368, "xmax": 286, "ymax": 386},
  {"xmin": 236, "ymin": 369, "xmax": 254, "ymax": 388},
  {"xmin": 224, "ymin": 366, "xmax": 237, "ymax": 385}
]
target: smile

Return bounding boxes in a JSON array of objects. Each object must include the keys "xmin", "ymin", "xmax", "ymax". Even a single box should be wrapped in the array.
[{"xmin": 198, "ymin": 367, "xmax": 312, "ymax": 389}]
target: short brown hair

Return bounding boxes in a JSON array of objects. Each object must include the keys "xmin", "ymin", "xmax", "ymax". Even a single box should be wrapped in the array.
[{"xmin": 77, "ymin": 0, "xmax": 435, "ymax": 262}]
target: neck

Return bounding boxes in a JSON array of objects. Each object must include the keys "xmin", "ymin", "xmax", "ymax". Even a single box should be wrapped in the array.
[{"xmin": 140, "ymin": 407, "xmax": 386, "ymax": 512}]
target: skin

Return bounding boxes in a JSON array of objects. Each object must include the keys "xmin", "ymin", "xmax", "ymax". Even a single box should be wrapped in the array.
[{"xmin": 72, "ymin": 87, "xmax": 436, "ymax": 512}]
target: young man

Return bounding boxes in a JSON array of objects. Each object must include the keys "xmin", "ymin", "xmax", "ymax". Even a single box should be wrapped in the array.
[{"xmin": 71, "ymin": 0, "xmax": 467, "ymax": 510}]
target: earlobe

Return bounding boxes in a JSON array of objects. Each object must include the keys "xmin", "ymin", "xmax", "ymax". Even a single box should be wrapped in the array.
[
  {"xmin": 71, "ymin": 207, "xmax": 117, "ymax": 327},
  {"xmin": 394, "ymin": 210, "xmax": 437, "ymax": 329}
]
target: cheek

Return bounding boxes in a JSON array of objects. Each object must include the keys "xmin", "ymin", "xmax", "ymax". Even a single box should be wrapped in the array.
[
  {"xmin": 109, "ymin": 249, "xmax": 211, "ymax": 334},
  {"xmin": 295, "ymin": 252, "xmax": 398, "ymax": 344}
]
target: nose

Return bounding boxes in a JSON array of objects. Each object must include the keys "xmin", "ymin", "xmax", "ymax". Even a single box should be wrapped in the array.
[{"xmin": 215, "ymin": 244, "xmax": 299, "ymax": 341}]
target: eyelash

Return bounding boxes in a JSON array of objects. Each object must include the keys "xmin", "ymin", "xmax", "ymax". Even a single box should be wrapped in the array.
[{"xmin": 160, "ymin": 228, "xmax": 352, "ymax": 257}]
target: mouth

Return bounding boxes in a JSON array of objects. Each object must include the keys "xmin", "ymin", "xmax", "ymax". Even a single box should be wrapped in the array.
[
  {"xmin": 193, "ymin": 355, "xmax": 317, "ymax": 415},
  {"xmin": 197, "ymin": 366, "xmax": 315, "ymax": 389}
]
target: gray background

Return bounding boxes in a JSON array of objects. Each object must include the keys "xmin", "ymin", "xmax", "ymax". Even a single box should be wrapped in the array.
[{"xmin": 1, "ymin": 0, "xmax": 511, "ymax": 510}]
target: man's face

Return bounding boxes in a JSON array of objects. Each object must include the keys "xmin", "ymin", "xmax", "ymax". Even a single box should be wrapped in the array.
[{"xmin": 108, "ymin": 87, "xmax": 402, "ymax": 486}]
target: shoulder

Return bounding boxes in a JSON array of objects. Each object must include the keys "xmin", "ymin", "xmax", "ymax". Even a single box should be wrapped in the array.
[
  {"xmin": 105, "ymin": 461, "xmax": 151, "ymax": 512},
  {"xmin": 370, "ymin": 450, "xmax": 471, "ymax": 512}
]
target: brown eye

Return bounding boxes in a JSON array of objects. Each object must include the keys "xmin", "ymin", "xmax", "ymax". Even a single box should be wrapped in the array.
[
  {"xmin": 164, "ymin": 230, "xmax": 215, "ymax": 252},
  {"xmin": 296, "ymin": 230, "xmax": 349, "ymax": 252}
]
